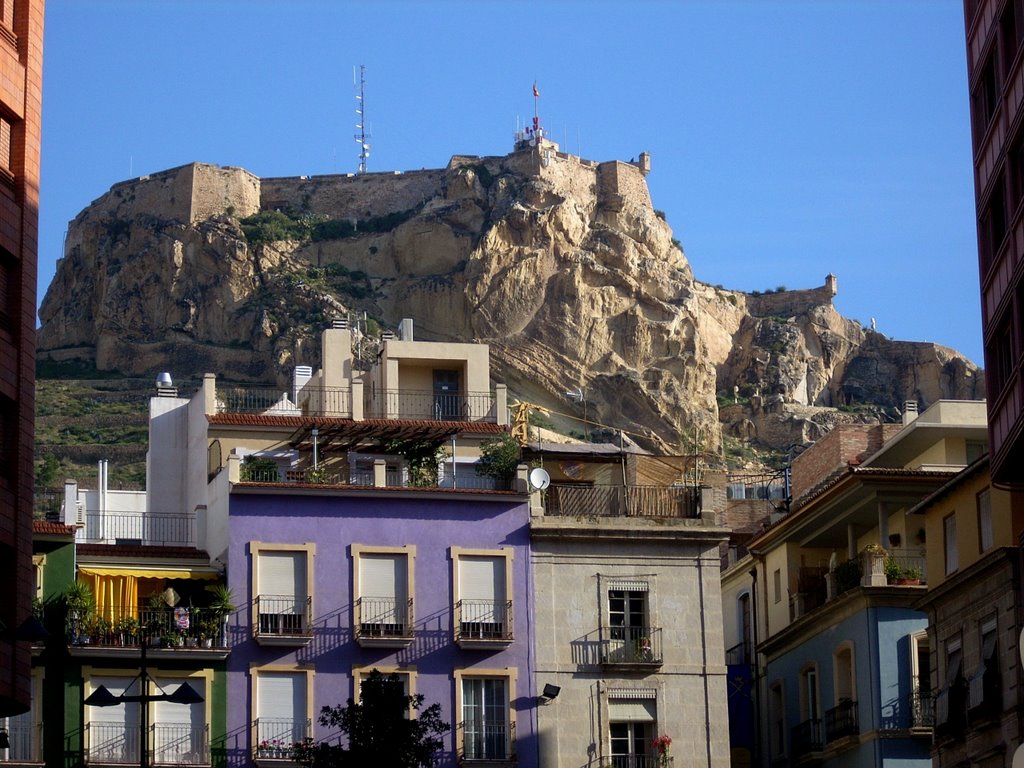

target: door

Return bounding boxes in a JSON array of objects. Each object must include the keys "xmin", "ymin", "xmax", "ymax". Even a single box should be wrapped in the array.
[{"xmin": 433, "ymin": 370, "xmax": 461, "ymax": 420}]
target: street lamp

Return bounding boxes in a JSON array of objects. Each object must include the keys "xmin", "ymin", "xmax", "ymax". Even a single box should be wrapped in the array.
[{"xmin": 84, "ymin": 642, "xmax": 203, "ymax": 768}]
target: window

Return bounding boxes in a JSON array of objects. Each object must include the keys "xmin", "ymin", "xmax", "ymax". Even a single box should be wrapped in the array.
[
  {"xmin": 607, "ymin": 691, "xmax": 656, "ymax": 767},
  {"xmin": 0, "ymin": 251, "xmax": 12, "ymax": 333},
  {"xmin": 1001, "ymin": 0, "xmax": 1024, "ymax": 77},
  {"xmin": 965, "ymin": 440, "xmax": 987, "ymax": 465},
  {"xmin": 452, "ymin": 547, "xmax": 513, "ymax": 647},
  {"xmin": 352, "ymin": 545, "xmax": 415, "ymax": 646},
  {"xmin": 603, "ymin": 580, "xmax": 660, "ymax": 665},
  {"xmin": 969, "ymin": 620, "xmax": 1000, "ymax": 718},
  {"xmin": 909, "ymin": 631, "xmax": 932, "ymax": 728},
  {"xmin": 85, "ymin": 675, "xmax": 142, "ymax": 763},
  {"xmin": 352, "ymin": 666, "xmax": 416, "ymax": 718},
  {"xmin": 2, "ymin": 672, "xmax": 41, "ymax": 762},
  {"xmin": 736, "ymin": 592, "xmax": 752, "ymax": 664},
  {"xmin": 252, "ymin": 668, "xmax": 314, "ymax": 760},
  {"xmin": 251, "ymin": 542, "xmax": 315, "ymax": 645},
  {"xmin": 944, "ymin": 514, "xmax": 958, "ymax": 575},
  {"xmin": 454, "ymin": 669, "xmax": 515, "ymax": 762},
  {"xmin": 151, "ymin": 674, "xmax": 209, "ymax": 765},
  {"xmin": 829, "ymin": 643, "xmax": 859, "ymax": 741},
  {"xmin": 972, "ymin": 51, "xmax": 1000, "ymax": 140},
  {"xmin": 773, "ymin": 568, "xmax": 781, "ymax": 604},
  {"xmin": 978, "ymin": 489, "xmax": 993, "ymax": 553},
  {"xmin": 936, "ymin": 638, "xmax": 966, "ymax": 736},
  {"xmin": 768, "ymin": 681, "xmax": 785, "ymax": 760},
  {"xmin": 799, "ymin": 666, "xmax": 819, "ymax": 722},
  {"xmin": 988, "ymin": 314, "xmax": 1015, "ymax": 396},
  {"xmin": 980, "ymin": 173, "xmax": 1009, "ymax": 275},
  {"xmin": 32, "ymin": 554, "xmax": 45, "ymax": 602}
]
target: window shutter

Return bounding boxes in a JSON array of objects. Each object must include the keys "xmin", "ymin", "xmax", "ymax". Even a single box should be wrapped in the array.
[
  {"xmin": 460, "ymin": 556, "xmax": 504, "ymax": 603},
  {"xmin": 258, "ymin": 673, "xmax": 305, "ymax": 723},
  {"xmin": 153, "ymin": 677, "xmax": 204, "ymax": 727},
  {"xmin": 89, "ymin": 677, "xmax": 140, "ymax": 726},
  {"xmin": 608, "ymin": 698, "xmax": 656, "ymax": 722},
  {"xmin": 360, "ymin": 554, "xmax": 406, "ymax": 601},
  {"xmin": 259, "ymin": 552, "xmax": 305, "ymax": 600}
]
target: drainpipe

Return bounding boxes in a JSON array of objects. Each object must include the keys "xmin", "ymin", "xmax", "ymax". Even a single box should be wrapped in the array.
[
  {"xmin": 697, "ymin": 553, "xmax": 713, "ymax": 768},
  {"xmin": 751, "ymin": 550, "xmax": 769, "ymax": 768}
]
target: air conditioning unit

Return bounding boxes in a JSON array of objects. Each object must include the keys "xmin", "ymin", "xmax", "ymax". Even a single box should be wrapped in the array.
[{"xmin": 74, "ymin": 500, "xmax": 86, "ymax": 527}]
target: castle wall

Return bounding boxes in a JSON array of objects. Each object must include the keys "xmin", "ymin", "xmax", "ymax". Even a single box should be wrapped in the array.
[
  {"xmin": 596, "ymin": 160, "xmax": 652, "ymax": 210},
  {"xmin": 745, "ymin": 282, "xmax": 837, "ymax": 318},
  {"xmin": 80, "ymin": 164, "xmax": 198, "ymax": 224},
  {"xmin": 260, "ymin": 168, "xmax": 446, "ymax": 220},
  {"xmin": 189, "ymin": 163, "xmax": 260, "ymax": 222}
]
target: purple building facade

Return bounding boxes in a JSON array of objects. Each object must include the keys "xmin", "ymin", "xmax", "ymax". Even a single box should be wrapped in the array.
[{"xmin": 222, "ymin": 486, "xmax": 535, "ymax": 767}]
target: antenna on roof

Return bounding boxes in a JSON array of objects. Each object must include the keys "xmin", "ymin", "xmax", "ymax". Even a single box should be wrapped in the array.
[{"xmin": 353, "ymin": 64, "xmax": 371, "ymax": 175}]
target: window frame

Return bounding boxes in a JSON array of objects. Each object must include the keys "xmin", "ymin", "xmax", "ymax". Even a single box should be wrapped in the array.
[
  {"xmin": 250, "ymin": 541, "xmax": 316, "ymax": 645},
  {"xmin": 450, "ymin": 546, "xmax": 514, "ymax": 647},
  {"xmin": 249, "ymin": 663, "xmax": 316, "ymax": 761},
  {"xmin": 832, "ymin": 641, "xmax": 857, "ymax": 705},
  {"xmin": 768, "ymin": 679, "xmax": 786, "ymax": 760},
  {"xmin": 351, "ymin": 544, "xmax": 416, "ymax": 646},
  {"xmin": 453, "ymin": 667, "xmax": 517, "ymax": 762},
  {"xmin": 351, "ymin": 664, "xmax": 417, "ymax": 718},
  {"xmin": 943, "ymin": 514, "xmax": 959, "ymax": 575},
  {"xmin": 977, "ymin": 489, "xmax": 994, "ymax": 554}
]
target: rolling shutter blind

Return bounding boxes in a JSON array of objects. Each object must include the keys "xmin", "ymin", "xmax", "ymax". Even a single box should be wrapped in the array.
[
  {"xmin": 259, "ymin": 552, "xmax": 305, "ymax": 600},
  {"xmin": 89, "ymin": 677, "xmax": 139, "ymax": 726},
  {"xmin": 153, "ymin": 677, "xmax": 204, "ymax": 727},
  {"xmin": 258, "ymin": 673, "xmax": 304, "ymax": 723},
  {"xmin": 460, "ymin": 556, "xmax": 504, "ymax": 603},
  {"xmin": 360, "ymin": 554, "xmax": 406, "ymax": 601}
]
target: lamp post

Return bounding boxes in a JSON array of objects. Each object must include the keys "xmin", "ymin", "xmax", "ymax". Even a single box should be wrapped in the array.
[{"xmin": 84, "ymin": 641, "xmax": 203, "ymax": 768}]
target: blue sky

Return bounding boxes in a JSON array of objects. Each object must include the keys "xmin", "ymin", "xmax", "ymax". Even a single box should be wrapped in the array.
[{"xmin": 40, "ymin": 0, "xmax": 982, "ymax": 364}]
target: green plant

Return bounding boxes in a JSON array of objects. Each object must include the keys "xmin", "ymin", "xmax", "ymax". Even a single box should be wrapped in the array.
[
  {"xmin": 832, "ymin": 558, "xmax": 863, "ymax": 595},
  {"xmin": 384, "ymin": 439, "xmax": 448, "ymax": 487},
  {"xmin": 476, "ymin": 433, "xmax": 521, "ymax": 481},
  {"xmin": 241, "ymin": 455, "xmax": 280, "ymax": 482},
  {"xmin": 206, "ymin": 584, "xmax": 237, "ymax": 615},
  {"xmin": 885, "ymin": 556, "xmax": 922, "ymax": 583}
]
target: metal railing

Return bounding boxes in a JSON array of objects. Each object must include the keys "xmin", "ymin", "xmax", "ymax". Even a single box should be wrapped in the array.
[
  {"xmin": 368, "ymin": 389, "xmax": 496, "ymax": 422},
  {"xmin": 599, "ymin": 625, "xmax": 663, "ymax": 665},
  {"xmin": 455, "ymin": 600, "xmax": 513, "ymax": 643},
  {"xmin": 237, "ymin": 464, "xmax": 516, "ymax": 491},
  {"xmin": 546, "ymin": 484, "xmax": 700, "ymax": 518},
  {"xmin": 791, "ymin": 718, "xmax": 824, "ymax": 756},
  {"xmin": 600, "ymin": 758, "xmax": 673, "ymax": 768},
  {"xmin": 68, "ymin": 605, "xmax": 228, "ymax": 648},
  {"xmin": 824, "ymin": 699, "xmax": 858, "ymax": 742},
  {"xmin": 725, "ymin": 640, "xmax": 752, "ymax": 665},
  {"xmin": 216, "ymin": 387, "xmax": 326, "ymax": 416},
  {"xmin": 885, "ymin": 548, "xmax": 927, "ymax": 584},
  {"xmin": 458, "ymin": 719, "xmax": 515, "ymax": 761},
  {"xmin": 355, "ymin": 597, "xmax": 414, "ymax": 640},
  {"xmin": 911, "ymin": 688, "xmax": 934, "ymax": 728},
  {"xmin": 151, "ymin": 723, "xmax": 209, "ymax": 765},
  {"xmin": 86, "ymin": 723, "xmax": 141, "ymax": 764},
  {"xmin": 0, "ymin": 719, "xmax": 41, "ymax": 762},
  {"xmin": 254, "ymin": 595, "xmax": 313, "ymax": 638},
  {"xmin": 77, "ymin": 510, "xmax": 196, "ymax": 546},
  {"xmin": 253, "ymin": 718, "xmax": 312, "ymax": 760}
]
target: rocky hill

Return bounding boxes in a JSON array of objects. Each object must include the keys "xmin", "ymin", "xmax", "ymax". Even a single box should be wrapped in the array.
[{"xmin": 37, "ymin": 143, "xmax": 984, "ymax": 461}]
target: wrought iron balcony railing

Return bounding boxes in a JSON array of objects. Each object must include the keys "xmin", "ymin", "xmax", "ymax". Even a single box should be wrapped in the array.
[
  {"xmin": 725, "ymin": 640, "xmax": 752, "ymax": 665},
  {"xmin": 67, "ymin": 604, "xmax": 229, "ymax": 649},
  {"xmin": 599, "ymin": 625, "xmax": 663, "ymax": 666},
  {"xmin": 368, "ymin": 389, "xmax": 496, "ymax": 422},
  {"xmin": 791, "ymin": 717, "xmax": 824, "ymax": 757},
  {"xmin": 355, "ymin": 597, "xmax": 414, "ymax": 642},
  {"xmin": 911, "ymin": 687, "xmax": 934, "ymax": 729},
  {"xmin": 824, "ymin": 699, "xmax": 858, "ymax": 742},
  {"xmin": 1, "ymin": 719, "xmax": 41, "ymax": 762},
  {"xmin": 253, "ymin": 718, "xmax": 312, "ymax": 760},
  {"xmin": 455, "ymin": 600, "xmax": 513, "ymax": 646},
  {"xmin": 76, "ymin": 510, "xmax": 196, "ymax": 547},
  {"xmin": 457, "ymin": 719, "xmax": 515, "ymax": 762},
  {"xmin": 254, "ymin": 595, "xmax": 313, "ymax": 643},
  {"xmin": 600, "ymin": 757, "xmax": 673, "ymax": 768}
]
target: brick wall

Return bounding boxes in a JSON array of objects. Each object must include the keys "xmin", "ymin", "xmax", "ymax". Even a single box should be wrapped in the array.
[{"xmin": 790, "ymin": 423, "xmax": 902, "ymax": 500}]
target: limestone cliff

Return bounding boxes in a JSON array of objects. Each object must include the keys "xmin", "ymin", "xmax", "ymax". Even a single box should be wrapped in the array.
[{"xmin": 38, "ymin": 150, "xmax": 984, "ymax": 459}]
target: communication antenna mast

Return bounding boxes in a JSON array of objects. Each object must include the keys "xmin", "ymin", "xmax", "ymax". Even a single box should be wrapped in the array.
[{"xmin": 353, "ymin": 64, "xmax": 371, "ymax": 174}]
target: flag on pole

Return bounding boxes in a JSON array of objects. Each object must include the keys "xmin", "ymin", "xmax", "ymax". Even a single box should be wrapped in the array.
[{"xmin": 533, "ymin": 81, "xmax": 540, "ymax": 98}]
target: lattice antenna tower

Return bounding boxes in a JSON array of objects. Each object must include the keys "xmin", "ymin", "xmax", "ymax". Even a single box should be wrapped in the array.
[{"xmin": 354, "ymin": 64, "xmax": 371, "ymax": 175}]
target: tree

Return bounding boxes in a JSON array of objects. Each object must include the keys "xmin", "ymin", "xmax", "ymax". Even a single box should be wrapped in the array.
[{"xmin": 297, "ymin": 671, "xmax": 449, "ymax": 768}]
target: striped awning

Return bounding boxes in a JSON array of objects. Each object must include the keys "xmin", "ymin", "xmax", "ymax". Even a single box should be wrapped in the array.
[
  {"xmin": 78, "ymin": 566, "xmax": 218, "ymax": 580},
  {"xmin": 608, "ymin": 580, "xmax": 649, "ymax": 592}
]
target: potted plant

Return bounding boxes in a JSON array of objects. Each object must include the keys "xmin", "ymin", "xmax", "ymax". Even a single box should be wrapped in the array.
[
  {"xmin": 207, "ymin": 583, "xmax": 237, "ymax": 645},
  {"xmin": 651, "ymin": 734, "xmax": 672, "ymax": 767},
  {"xmin": 116, "ymin": 616, "xmax": 139, "ymax": 646},
  {"xmin": 475, "ymin": 433, "xmax": 521, "ymax": 488},
  {"xmin": 94, "ymin": 616, "xmax": 113, "ymax": 645},
  {"xmin": 64, "ymin": 581, "xmax": 95, "ymax": 644}
]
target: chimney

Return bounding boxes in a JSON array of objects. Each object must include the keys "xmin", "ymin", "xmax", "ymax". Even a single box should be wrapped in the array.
[
  {"xmin": 155, "ymin": 372, "xmax": 177, "ymax": 398},
  {"xmin": 902, "ymin": 400, "xmax": 919, "ymax": 426},
  {"xmin": 398, "ymin": 318, "xmax": 414, "ymax": 341},
  {"xmin": 293, "ymin": 366, "xmax": 313, "ymax": 404}
]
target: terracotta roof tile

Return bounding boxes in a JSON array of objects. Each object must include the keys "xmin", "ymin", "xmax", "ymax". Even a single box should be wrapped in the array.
[
  {"xmin": 33, "ymin": 520, "xmax": 76, "ymax": 536},
  {"xmin": 76, "ymin": 544, "xmax": 211, "ymax": 561}
]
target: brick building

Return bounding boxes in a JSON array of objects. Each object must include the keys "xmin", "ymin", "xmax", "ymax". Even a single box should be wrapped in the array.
[
  {"xmin": 964, "ymin": 0, "xmax": 1024, "ymax": 490},
  {"xmin": 0, "ymin": 0, "xmax": 44, "ymax": 718}
]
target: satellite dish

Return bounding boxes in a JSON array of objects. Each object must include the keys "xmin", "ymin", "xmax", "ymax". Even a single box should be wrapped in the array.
[{"xmin": 528, "ymin": 467, "xmax": 551, "ymax": 491}]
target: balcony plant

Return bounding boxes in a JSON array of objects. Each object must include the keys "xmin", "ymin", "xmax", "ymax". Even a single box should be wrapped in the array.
[
  {"xmin": 884, "ymin": 556, "xmax": 922, "ymax": 585},
  {"xmin": 831, "ymin": 558, "xmax": 862, "ymax": 595},
  {"xmin": 476, "ymin": 433, "xmax": 520, "ymax": 486},
  {"xmin": 116, "ymin": 615, "xmax": 139, "ymax": 646},
  {"xmin": 206, "ymin": 584, "xmax": 237, "ymax": 645},
  {"xmin": 64, "ymin": 580, "xmax": 95, "ymax": 644},
  {"xmin": 651, "ymin": 734, "xmax": 672, "ymax": 766}
]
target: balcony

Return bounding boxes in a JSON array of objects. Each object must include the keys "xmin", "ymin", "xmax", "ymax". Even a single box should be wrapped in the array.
[
  {"xmin": 545, "ymin": 485, "xmax": 700, "ymax": 519},
  {"xmin": 455, "ymin": 600, "xmax": 513, "ymax": 649},
  {"xmin": 77, "ymin": 511, "xmax": 196, "ymax": 547},
  {"xmin": 910, "ymin": 688, "xmax": 934, "ymax": 729},
  {"xmin": 354, "ymin": 597, "xmax": 414, "ymax": 647},
  {"xmin": 824, "ymin": 700, "xmax": 858, "ymax": 742},
  {"xmin": 239, "ymin": 463, "xmax": 513, "ymax": 491},
  {"xmin": 85, "ymin": 723, "xmax": 209, "ymax": 766},
  {"xmin": 254, "ymin": 595, "xmax": 313, "ymax": 646},
  {"xmin": 599, "ymin": 758, "xmax": 674, "ymax": 768},
  {"xmin": 215, "ymin": 385, "xmax": 498, "ymax": 423},
  {"xmin": 791, "ymin": 718, "xmax": 823, "ymax": 758},
  {"xmin": 0, "ymin": 719, "xmax": 41, "ymax": 763},
  {"xmin": 253, "ymin": 718, "xmax": 311, "ymax": 764},
  {"xmin": 599, "ymin": 626, "xmax": 663, "ymax": 668},
  {"xmin": 457, "ymin": 719, "xmax": 515, "ymax": 763},
  {"xmin": 67, "ymin": 605, "xmax": 230, "ymax": 658},
  {"xmin": 725, "ymin": 640, "xmax": 752, "ymax": 666}
]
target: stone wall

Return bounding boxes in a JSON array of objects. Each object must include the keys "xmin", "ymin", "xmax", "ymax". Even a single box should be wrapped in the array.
[
  {"xmin": 259, "ymin": 168, "xmax": 446, "ymax": 220},
  {"xmin": 189, "ymin": 163, "xmax": 260, "ymax": 222},
  {"xmin": 596, "ymin": 160, "xmax": 652, "ymax": 210},
  {"xmin": 746, "ymin": 277, "xmax": 838, "ymax": 318},
  {"xmin": 81, "ymin": 164, "xmax": 198, "ymax": 224}
]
